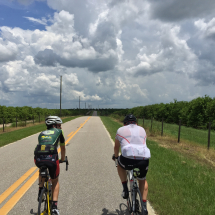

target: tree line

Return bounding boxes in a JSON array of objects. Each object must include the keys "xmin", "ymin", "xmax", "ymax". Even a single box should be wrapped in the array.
[
  {"xmin": 111, "ymin": 95, "xmax": 215, "ymax": 129},
  {"xmin": 0, "ymin": 106, "xmax": 89, "ymax": 124}
]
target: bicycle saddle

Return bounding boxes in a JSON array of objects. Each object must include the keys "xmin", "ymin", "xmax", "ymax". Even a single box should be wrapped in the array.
[{"xmin": 39, "ymin": 166, "xmax": 48, "ymax": 177}]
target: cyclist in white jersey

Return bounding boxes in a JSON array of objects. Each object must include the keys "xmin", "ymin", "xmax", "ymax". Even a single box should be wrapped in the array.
[{"xmin": 112, "ymin": 114, "xmax": 151, "ymax": 215}]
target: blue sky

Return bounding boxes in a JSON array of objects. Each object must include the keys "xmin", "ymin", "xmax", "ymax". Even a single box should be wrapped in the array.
[
  {"xmin": 0, "ymin": 1, "xmax": 54, "ymax": 31},
  {"xmin": 1, "ymin": 0, "xmax": 215, "ymax": 109}
]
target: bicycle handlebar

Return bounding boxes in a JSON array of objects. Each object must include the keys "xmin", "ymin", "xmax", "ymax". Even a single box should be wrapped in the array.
[
  {"xmin": 59, "ymin": 156, "xmax": 69, "ymax": 171},
  {"xmin": 115, "ymin": 159, "xmax": 118, "ymax": 167},
  {"xmin": 112, "ymin": 154, "xmax": 118, "ymax": 167}
]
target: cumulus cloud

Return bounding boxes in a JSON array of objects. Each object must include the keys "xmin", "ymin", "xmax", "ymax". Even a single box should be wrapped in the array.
[
  {"xmin": 149, "ymin": 0, "xmax": 215, "ymax": 21},
  {"xmin": 0, "ymin": 39, "xmax": 18, "ymax": 62},
  {"xmin": 1, "ymin": 0, "xmax": 215, "ymax": 108},
  {"xmin": 195, "ymin": 18, "xmax": 215, "ymax": 39}
]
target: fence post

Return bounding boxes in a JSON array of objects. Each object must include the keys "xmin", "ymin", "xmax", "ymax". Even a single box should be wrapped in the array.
[
  {"xmin": 208, "ymin": 122, "xmax": 211, "ymax": 150},
  {"xmin": 161, "ymin": 118, "xmax": 164, "ymax": 136},
  {"xmin": 16, "ymin": 116, "xmax": 17, "ymax": 127},
  {"xmin": 178, "ymin": 119, "xmax": 181, "ymax": 143},
  {"xmin": 3, "ymin": 118, "xmax": 4, "ymax": 132},
  {"xmin": 151, "ymin": 117, "xmax": 153, "ymax": 132},
  {"xmin": 143, "ymin": 116, "xmax": 144, "ymax": 127}
]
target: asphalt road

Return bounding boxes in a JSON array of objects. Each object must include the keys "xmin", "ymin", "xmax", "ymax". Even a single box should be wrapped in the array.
[{"xmin": 0, "ymin": 114, "xmax": 156, "ymax": 215}]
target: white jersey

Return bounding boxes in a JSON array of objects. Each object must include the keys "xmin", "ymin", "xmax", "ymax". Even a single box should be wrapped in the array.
[{"xmin": 115, "ymin": 124, "xmax": 151, "ymax": 160}]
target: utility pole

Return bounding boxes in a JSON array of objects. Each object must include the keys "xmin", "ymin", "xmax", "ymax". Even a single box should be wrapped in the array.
[
  {"xmin": 60, "ymin": 75, "xmax": 62, "ymax": 116},
  {"xmin": 85, "ymin": 102, "xmax": 86, "ymax": 109},
  {"xmin": 79, "ymin": 96, "xmax": 80, "ymax": 109}
]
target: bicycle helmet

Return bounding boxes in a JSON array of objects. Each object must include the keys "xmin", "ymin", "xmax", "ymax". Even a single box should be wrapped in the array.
[
  {"xmin": 45, "ymin": 116, "xmax": 62, "ymax": 125},
  {"xmin": 123, "ymin": 114, "xmax": 137, "ymax": 125}
]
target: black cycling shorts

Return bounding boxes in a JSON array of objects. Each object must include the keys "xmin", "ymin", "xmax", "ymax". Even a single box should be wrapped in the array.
[
  {"xmin": 118, "ymin": 155, "xmax": 149, "ymax": 180},
  {"xmin": 34, "ymin": 154, "xmax": 59, "ymax": 179}
]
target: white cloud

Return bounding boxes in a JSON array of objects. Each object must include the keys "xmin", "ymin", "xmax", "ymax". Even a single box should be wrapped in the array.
[
  {"xmin": 1, "ymin": 1, "xmax": 215, "ymax": 108},
  {"xmin": 0, "ymin": 39, "xmax": 18, "ymax": 62},
  {"xmin": 195, "ymin": 18, "xmax": 215, "ymax": 39},
  {"xmin": 24, "ymin": 17, "xmax": 47, "ymax": 25}
]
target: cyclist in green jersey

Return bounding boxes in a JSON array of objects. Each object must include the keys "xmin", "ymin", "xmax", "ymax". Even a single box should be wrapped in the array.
[{"xmin": 34, "ymin": 116, "xmax": 66, "ymax": 215}]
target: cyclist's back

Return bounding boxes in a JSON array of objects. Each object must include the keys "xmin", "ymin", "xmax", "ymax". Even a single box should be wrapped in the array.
[
  {"xmin": 35, "ymin": 127, "xmax": 65, "ymax": 155},
  {"xmin": 116, "ymin": 123, "xmax": 151, "ymax": 159}
]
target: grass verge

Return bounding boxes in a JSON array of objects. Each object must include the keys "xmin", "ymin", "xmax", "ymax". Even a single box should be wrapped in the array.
[
  {"xmin": 100, "ymin": 116, "xmax": 215, "ymax": 215},
  {"xmin": 0, "ymin": 116, "xmax": 78, "ymax": 148}
]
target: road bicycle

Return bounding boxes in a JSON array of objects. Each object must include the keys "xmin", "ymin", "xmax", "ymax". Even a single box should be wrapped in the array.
[
  {"xmin": 30, "ymin": 156, "xmax": 69, "ymax": 215},
  {"xmin": 115, "ymin": 159, "xmax": 145, "ymax": 215}
]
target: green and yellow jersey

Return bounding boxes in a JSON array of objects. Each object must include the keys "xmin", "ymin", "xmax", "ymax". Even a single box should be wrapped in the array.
[{"xmin": 34, "ymin": 128, "xmax": 65, "ymax": 155}]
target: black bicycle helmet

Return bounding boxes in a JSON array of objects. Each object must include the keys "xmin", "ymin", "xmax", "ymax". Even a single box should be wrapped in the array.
[{"xmin": 123, "ymin": 114, "xmax": 137, "ymax": 125}]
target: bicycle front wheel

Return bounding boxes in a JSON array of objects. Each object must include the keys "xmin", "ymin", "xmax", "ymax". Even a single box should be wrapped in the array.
[
  {"xmin": 38, "ymin": 188, "xmax": 48, "ymax": 215},
  {"xmin": 134, "ymin": 188, "xmax": 145, "ymax": 215}
]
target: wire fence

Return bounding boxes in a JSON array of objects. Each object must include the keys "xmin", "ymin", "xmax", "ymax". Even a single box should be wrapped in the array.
[{"xmin": 137, "ymin": 117, "xmax": 214, "ymax": 150}]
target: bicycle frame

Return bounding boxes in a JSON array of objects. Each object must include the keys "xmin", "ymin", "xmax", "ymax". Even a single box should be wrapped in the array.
[
  {"xmin": 115, "ymin": 159, "xmax": 142, "ymax": 214},
  {"xmin": 30, "ymin": 156, "xmax": 69, "ymax": 215},
  {"xmin": 30, "ymin": 169, "xmax": 52, "ymax": 215},
  {"xmin": 41, "ymin": 172, "xmax": 52, "ymax": 215},
  {"xmin": 42, "ymin": 180, "xmax": 51, "ymax": 215},
  {"xmin": 127, "ymin": 169, "xmax": 139, "ymax": 213}
]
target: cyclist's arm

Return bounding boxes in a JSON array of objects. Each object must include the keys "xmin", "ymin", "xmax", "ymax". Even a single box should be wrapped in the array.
[
  {"xmin": 60, "ymin": 130, "xmax": 66, "ymax": 161},
  {"xmin": 60, "ymin": 145, "xmax": 66, "ymax": 161},
  {"xmin": 114, "ymin": 139, "xmax": 120, "ymax": 158}
]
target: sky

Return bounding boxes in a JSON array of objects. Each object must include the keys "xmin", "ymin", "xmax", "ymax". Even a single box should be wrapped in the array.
[{"xmin": 0, "ymin": 0, "xmax": 215, "ymax": 109}]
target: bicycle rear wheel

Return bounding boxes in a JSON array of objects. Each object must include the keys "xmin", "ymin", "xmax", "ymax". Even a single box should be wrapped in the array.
[
  {"xmin": 38, "ymin": 188, "xmax": 48, "ymax": 215},
  {"xmin": 126, "ymin": 171, "xmax": 132, "ymax": 214},
  {"xmin": 134, "ymin": 188, "xmax": 145, "ymax": 215}
]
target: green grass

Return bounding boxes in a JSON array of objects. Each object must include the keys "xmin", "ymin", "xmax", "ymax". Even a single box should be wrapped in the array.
[
  {"xmin": 139, "ymin": 118, "xmax": 213, "ymax": 149},
  {"xmin": 0, "ymin": 116, "xmax": 78, "ymax": 148},
  {"xmin": 101, "ymin": 116, "xmax": 215, "ymax": 215}
]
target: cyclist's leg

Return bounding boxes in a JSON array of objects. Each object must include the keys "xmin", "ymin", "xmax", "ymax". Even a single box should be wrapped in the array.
[
  {"xmin": 48, "ymin": 154, "xmax": 60, "ymax": 212},
  {"xmin": 138, "ymin": 179, "xmax": 148, "ymax": 200},
  {"xmin": 118, "ymin": 156, "xmax": 136, "ymax": 199},
  {"xmin": 38, "ymin": 175, "xmax": 46, "ymax": 187},
  {"xmin": 117, "ymin": 164, "xmax": 127, "ymax": 182},
  {"xmin": 51, "ymin": 177, "xmax": 59, "ymax": 201},
  {"xmin": 136, "ymin": 159, "xmax": 149, "ymax": 214},
  {"xmin": 34, "ymin": 156, "xmax": 46, "ymax": 200}
]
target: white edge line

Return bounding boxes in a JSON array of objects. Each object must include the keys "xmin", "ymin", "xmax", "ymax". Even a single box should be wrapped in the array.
[
  {"xmin": 100, "ymin": 118, "xmax": 115, "ymax": 146},
  {"xmin": 99, "ymin": 117, "xmax": 157, "ymax": 215}
]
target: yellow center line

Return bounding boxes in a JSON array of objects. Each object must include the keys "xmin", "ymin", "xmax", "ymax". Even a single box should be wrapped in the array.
[
  {"xmin": 0, "ymin": 167, "xmax": 37, "ymax": 205},
  {"xmin": 67, "ymin": 131, "xmax": 74, "ymax": 137},
  {"xmin": 58, "ymin": 117, "xmax": 91, "ymax": 153},
  {"xmin": 0, "ymin": 117, "xmax": 91, "ymax": 214},
  {"xmin": 0, "ymin": 170, "xmax": 39, "ymax": 215}
]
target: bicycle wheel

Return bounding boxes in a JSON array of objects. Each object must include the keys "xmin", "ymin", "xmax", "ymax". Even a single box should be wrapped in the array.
[
  {"xmin": 134, "ymin": 188, "xmax": 145, "ymax": 215},
  {"xmin": 38, "ymin": 188, "xmax": 48, "ymax": 215},
  {"xmin": 126, "ymin": 172, "xmax": 132, "ymax": 214}
]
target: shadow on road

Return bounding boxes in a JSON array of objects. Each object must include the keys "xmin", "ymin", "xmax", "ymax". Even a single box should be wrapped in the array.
[{"xmin": 101, "ymin": 203, "xmax": 130, "ymax": 215}]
